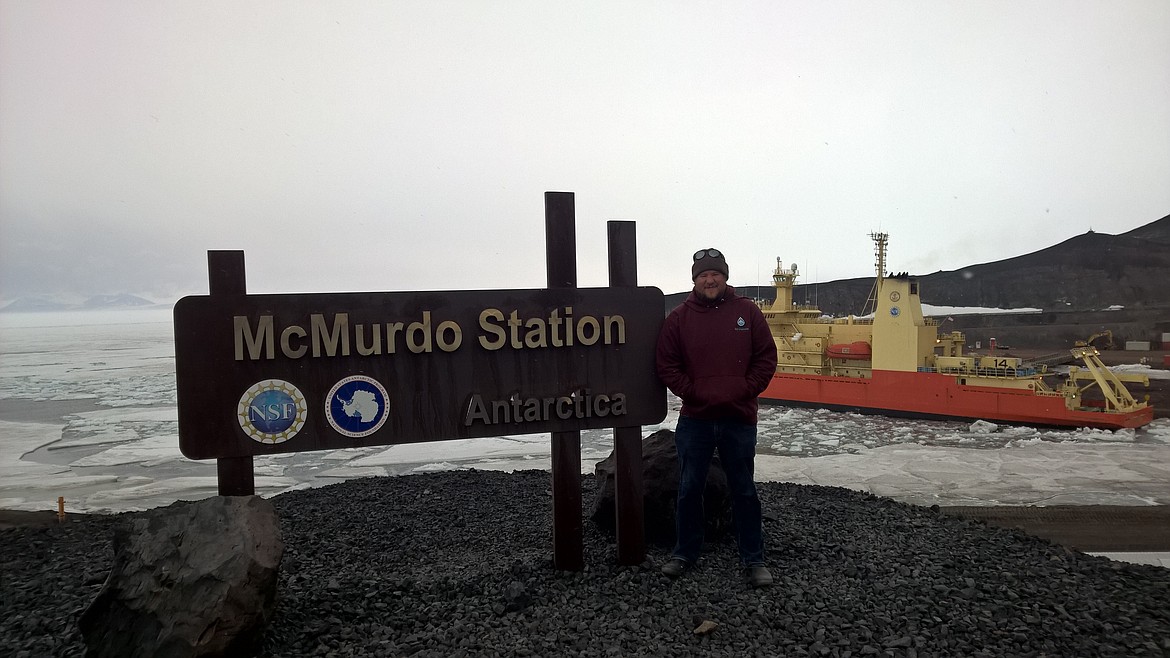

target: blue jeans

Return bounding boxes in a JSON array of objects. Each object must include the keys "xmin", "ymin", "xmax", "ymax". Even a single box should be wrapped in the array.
[{"xmin": 671, "ymin": 416, "xmax": 765, "ymax": 566}]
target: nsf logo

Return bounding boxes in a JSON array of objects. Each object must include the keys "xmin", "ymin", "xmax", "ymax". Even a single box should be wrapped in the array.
[
  {"xmin": 238, "ymin": 379, "xmax": 307, "ymax": 444},
  {"xmin": 326, "ymin": 375, "xmax": 390, "ymax": 438}
]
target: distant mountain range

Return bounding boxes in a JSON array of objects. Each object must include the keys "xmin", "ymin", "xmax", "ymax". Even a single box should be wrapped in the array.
[
  {"xmin": 668, "ymin": 213, "xmax": 1170, "ymax": 316},
  {"xmin": 0, "ymin": 294, "xmax": 160, "ymax": 313}
]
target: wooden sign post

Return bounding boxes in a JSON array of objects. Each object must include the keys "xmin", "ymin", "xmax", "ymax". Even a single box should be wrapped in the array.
[
  {"xmin": 544, "ymin": 191, "xmax": 583, "ymax": 571},
  {"xmin": 208, "ymin": 250, "xmax": 255, "ymax": 496},
  {"xmin": 607, "ymin": 220, "xmax": 646, "ymax": 565}
]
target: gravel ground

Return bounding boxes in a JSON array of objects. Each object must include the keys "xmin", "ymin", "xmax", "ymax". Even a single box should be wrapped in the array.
[{"xmin": 3, "ymin": 470, "xmax": 1170, "ymax": 657}]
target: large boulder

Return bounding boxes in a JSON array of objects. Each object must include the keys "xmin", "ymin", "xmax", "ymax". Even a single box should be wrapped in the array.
[
  {"xmin": 79, "ymin": 496, "xmax": 283, "ymax": 658},
  {"xmin": 589, "ymin": 428, "xmax": 732, "ymax": 548}
]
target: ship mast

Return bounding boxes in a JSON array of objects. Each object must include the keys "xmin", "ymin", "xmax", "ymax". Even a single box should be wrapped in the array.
[
  {"xmin": 861, "ymin": 232, "xmax": 889, "ymax": 316},
  {"xmin": 767, "ymin": 256, "xmax": 798, "ymax": 313}
]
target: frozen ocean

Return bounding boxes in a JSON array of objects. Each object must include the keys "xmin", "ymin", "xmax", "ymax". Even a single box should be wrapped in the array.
[{"xmin": 1, "ymin": 308, "xmax": 1168, "ymax": 514}]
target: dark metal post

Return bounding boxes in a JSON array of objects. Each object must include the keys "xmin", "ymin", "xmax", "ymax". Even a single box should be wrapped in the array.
[
  {"xmin": 607, "ymin": 221, "xmax": 646, "ymax": 565},
  {"xmin": 545, "ymin": 192, "xmax": 584, "ymax": 571},
  {"xmin": 208, "ymin": 250, "xmax": 256, "ymax": 496}
]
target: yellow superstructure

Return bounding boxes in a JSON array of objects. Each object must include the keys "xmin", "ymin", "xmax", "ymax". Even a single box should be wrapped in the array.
[{"xmin": 761, "ymin": 232, "xmax": 939, "ymax": 376}]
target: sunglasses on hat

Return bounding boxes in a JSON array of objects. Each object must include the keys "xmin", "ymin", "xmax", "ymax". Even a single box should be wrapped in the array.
[{"xmin": 693, "ymin": 248, "xmax": 722, "ymax": 261}]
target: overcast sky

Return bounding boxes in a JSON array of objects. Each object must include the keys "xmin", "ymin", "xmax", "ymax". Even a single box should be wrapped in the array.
[{"xmin": 2, "ymin": 1, "xmax": 1168, "ymax": 304}]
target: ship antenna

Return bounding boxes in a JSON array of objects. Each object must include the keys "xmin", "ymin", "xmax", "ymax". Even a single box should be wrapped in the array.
[{"xmin": 861, "ymin": 232, "xmax": 889, "ymax": 316}]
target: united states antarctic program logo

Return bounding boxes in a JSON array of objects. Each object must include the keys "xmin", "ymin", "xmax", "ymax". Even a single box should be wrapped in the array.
[
  {"xmin": 238, "ymin": 379, "xmax": 308, "ymax": 444},
  {"xmin": 326, "ymin": 375, "xmax": 390, "ymax": 438}
]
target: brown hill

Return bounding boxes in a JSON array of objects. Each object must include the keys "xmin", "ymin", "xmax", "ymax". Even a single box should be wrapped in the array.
[{"xmin": 788, "ymin": 213, "xmax": 1170, "ymax": 315}]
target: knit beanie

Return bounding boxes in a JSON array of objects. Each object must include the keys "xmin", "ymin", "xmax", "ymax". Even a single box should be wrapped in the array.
[{"xmin": 691, "ymin": 249, "xmax": 729, "ymax": 280}]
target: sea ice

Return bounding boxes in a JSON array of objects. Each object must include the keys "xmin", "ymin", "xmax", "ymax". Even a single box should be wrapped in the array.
[
  {"xmin": 412, "ymin": 461, "xmax": 462, "ymax": 473},
  {"xmin": 316, "ymin": 465, "xmax": 389, "ymax": 479},
  {"xmin": 69, "ymin": 434, "xmax": 182, "ymax": 467},
  {"xmin": 1096, "ymin": 428, "xmax": 1137, "ymax": 443},
  {"xmin": 969, "ymin": 420, "xmax": 999, "ymax": 434}
]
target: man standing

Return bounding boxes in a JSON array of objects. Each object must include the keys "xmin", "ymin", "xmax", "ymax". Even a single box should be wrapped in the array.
[{"xmin": 655, "ymin": 248, "xmax": 778, "ymax": 587}]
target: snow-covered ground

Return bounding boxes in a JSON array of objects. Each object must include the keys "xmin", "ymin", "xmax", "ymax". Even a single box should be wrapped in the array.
[{"xmin": 1, "ymin": 309, "xmax": 1168, "ymax": 514}]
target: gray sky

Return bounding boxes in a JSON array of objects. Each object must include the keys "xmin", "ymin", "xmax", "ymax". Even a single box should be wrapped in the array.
[{"xmin": 2, "ymin": 1, "xmax": 1168, "ymax": 304}]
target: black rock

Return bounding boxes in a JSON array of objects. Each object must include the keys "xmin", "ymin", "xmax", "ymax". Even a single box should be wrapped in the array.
[
  {"xmin": 78, "ymin": 496, "xmax": 282, "ymax": 658},
  {"xmin": 588, "ymin": 429, "xmax": 734, "ymax": 547}
]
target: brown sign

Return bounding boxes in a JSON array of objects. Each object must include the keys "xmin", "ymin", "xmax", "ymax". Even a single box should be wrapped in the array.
[{"xmin": 174, "ymin": 287, "xmax": 667, "ymax": 459}]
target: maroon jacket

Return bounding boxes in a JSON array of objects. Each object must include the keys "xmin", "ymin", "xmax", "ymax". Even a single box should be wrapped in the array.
[{"xmin": 655, "ymin": 286, "xmax": 778, "ymax": 424}]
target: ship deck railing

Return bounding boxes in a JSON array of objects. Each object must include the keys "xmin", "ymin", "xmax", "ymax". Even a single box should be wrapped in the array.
[{"xmin": 921, "ymin": 366, "xmax": 1041, "ymax": 378}]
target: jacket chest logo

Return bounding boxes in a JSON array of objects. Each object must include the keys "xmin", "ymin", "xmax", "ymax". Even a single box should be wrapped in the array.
[{"xmin": 735, "ymin": 316, "xmax": 747, "ymax": 330}]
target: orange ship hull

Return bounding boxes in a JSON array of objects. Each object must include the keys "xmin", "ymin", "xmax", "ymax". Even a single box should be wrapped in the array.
[{"xmin": 761, "ymin": 370, "xmax": 1154, "ymax": 430}]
